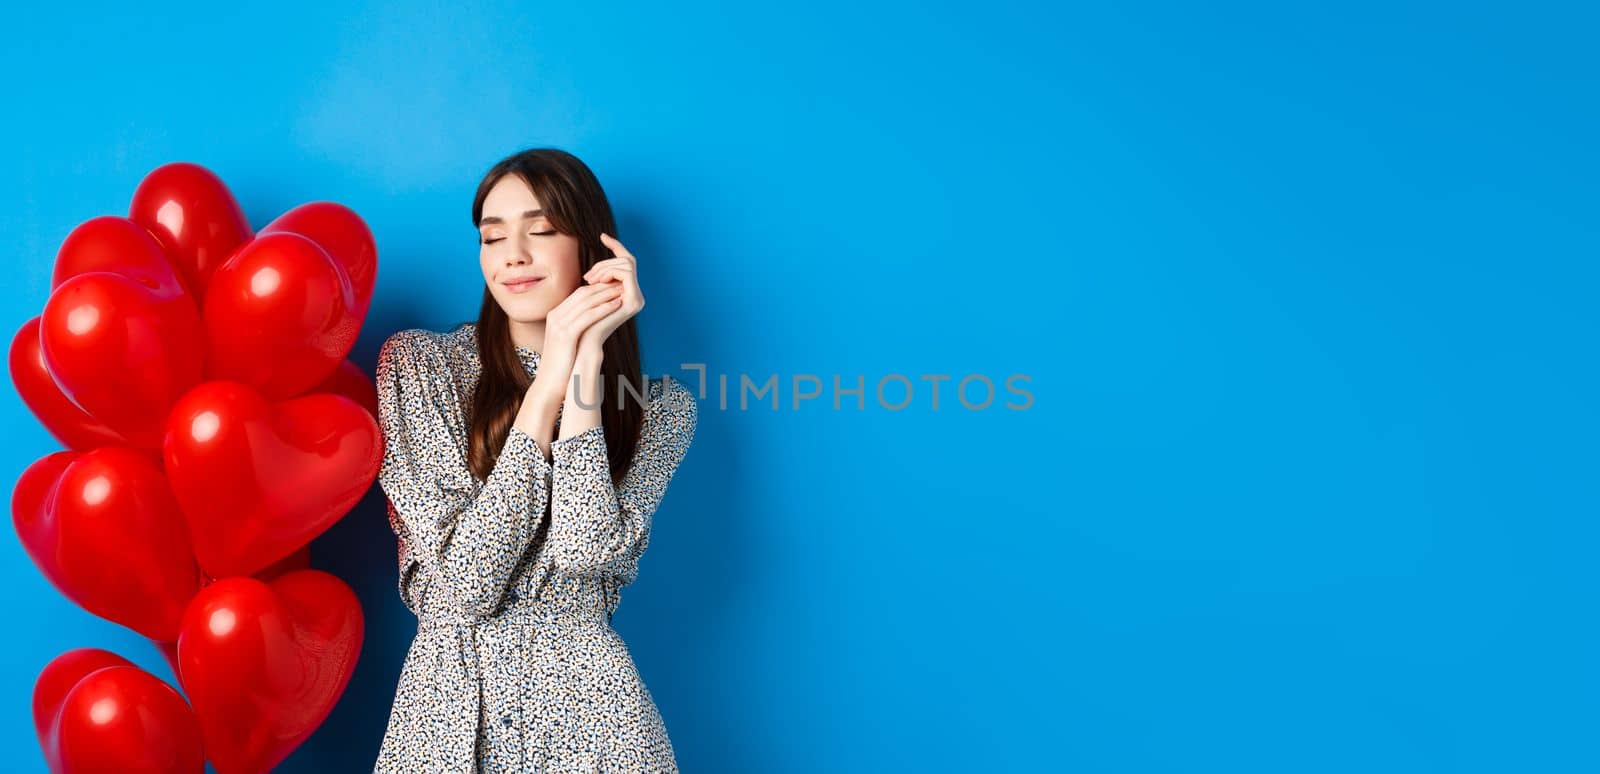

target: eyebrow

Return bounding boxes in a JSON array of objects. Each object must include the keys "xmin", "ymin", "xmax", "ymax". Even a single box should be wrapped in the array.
[{"xmin": 478, "ymin": 209, "xmax": 545, "ymax": 226}]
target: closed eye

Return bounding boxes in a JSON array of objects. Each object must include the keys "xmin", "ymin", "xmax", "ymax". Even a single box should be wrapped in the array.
[{"xmin": 481, "ymin": 231, "xmax": 555, "ymax": 244}]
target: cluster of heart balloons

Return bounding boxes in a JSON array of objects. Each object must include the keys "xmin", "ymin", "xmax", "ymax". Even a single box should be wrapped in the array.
[{"xmin": 9, "ymin": 162, "xmax": 381, "ymax": 773}]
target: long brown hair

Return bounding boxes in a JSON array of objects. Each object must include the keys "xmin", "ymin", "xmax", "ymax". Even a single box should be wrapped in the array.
[{"xmin": 465, "ymin": 148, "xmax": 645, "ymax": 485}]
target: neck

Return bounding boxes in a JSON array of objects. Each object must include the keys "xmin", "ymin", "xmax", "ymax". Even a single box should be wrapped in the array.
[{"xmin": 506, "ymin": 319, "xmax": 545, "ymax": 352}]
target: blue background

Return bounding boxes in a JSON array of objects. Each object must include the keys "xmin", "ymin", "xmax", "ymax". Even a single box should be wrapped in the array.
[{"xmin": 3, "ymin": 1, "xmax": 1596, "ymax": 771}]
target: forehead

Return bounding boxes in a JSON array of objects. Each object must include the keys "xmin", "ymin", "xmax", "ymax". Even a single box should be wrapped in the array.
[{"xmin": 480, "ymin": 175, "xmax": 544, "ymax": 218}]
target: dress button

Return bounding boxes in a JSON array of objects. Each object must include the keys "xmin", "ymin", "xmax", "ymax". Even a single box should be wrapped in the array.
[{"xmin": 502, "ymin": 715, "xmax": 514, "ymax": 728}]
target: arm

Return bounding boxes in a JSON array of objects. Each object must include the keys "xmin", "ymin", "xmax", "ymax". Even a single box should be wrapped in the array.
[
  {"xmin": 376, "ymin": 330, "xmax": 553, "ymax": 619},
  {"xmin": 545, "ymin": 374, "xmax": 698, "ymax": 582}
]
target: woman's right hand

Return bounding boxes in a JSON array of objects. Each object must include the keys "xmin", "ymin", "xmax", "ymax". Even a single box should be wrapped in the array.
[
  {"xmin": 514, "ymin": 281, "xmax": 623, "ymax": 455},
  {"xmin": 528, "ymin": 280, "xmax": 624, "ymax": 406}
]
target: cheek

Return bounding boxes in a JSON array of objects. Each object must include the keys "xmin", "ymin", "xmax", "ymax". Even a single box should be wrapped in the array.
[
  {"xmin": 542, "ymin": 241, "xmax": 585, "ymax": 293},
  {"xmin": 549, "ymin": 273, "xmax": 583, "ymax": 298}
]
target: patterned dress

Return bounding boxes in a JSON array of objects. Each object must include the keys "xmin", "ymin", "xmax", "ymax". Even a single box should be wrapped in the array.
[{"xmin": 372, "ymin": 321, "xmax": 696, "ymax": 773}]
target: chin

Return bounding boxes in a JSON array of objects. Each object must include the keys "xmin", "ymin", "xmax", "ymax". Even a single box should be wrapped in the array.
[{"xmin": 498, "ymin": 298, "xmax": 552, "ymax": 323}]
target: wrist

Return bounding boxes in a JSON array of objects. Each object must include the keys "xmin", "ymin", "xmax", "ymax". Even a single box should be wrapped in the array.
[
  {"xmin": 524, "ymin": 379, "xmax": 564, "ymax": 417},
  {"xmin": 574, "ymin": 345, "xmax": 604, "ymax": 372}
]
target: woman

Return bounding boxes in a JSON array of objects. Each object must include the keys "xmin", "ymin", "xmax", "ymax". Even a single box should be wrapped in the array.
[{"xmin": 373, "ymin": 147, "xmax": 696, "ymax": 772}]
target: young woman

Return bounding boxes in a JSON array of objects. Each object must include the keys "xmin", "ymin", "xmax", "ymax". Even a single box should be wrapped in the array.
[{"xmin": 373, "ymin": 148, "xmax": 696, "ymax": 772}]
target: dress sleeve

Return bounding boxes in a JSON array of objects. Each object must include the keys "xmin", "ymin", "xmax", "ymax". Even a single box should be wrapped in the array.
[
  {"xmin": 376, "ymin": 330, "xmax": 553, "ymax": 619},
  {"xmin": 545, "ymin": 374, "xmax": 698, "ymax": 583}
]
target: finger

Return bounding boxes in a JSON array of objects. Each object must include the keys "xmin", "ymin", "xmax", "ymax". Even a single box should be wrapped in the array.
[
  {"xmin": 572, "ymin": 283, "xmax": 622, "ymax": 310},
  {"xmin": 573, "ymin": 294, "xmax": 624, "ymax": 331},
  {"xmin": 598, "ymin": 232, "xmax": 636, "ymax": 261},
  {"xmin": 570, "ymin": 280, "xmax": 623, "ymax": 300},
  {"xmin": 587, "ymin": 267, "xmax": 635, "ymax": 288},
  {"xmin": 554, "ymin": 282, "xmax": 619, "ymax": 314},
  {"xmin": 586, "ymin": 255, "xmax": 634, "ymax": 285},
  {"xmin": 583, "ymin": 258, "xmax": 632, "ymax": 282}
]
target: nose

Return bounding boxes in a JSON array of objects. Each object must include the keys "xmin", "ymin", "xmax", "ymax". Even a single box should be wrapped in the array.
[{"xmin": 506, "ymin": 239, "xmax": 533, "ymax": 265}]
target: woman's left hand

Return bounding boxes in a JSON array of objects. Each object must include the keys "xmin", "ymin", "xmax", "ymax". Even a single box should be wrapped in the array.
[{"xmin": 576, "ymin": 231, "xmax": 645, "ymax": 358}]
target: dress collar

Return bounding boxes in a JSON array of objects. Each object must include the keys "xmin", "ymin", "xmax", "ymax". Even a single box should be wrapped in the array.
[{"xmin": 455, "ymin": 321, "xmax": 541, "ymax": 371}]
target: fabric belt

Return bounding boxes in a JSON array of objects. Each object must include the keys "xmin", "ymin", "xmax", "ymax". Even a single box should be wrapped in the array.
[{"xmin": 418, "ymin": 599, "xmax": 609, "ymax": 629}]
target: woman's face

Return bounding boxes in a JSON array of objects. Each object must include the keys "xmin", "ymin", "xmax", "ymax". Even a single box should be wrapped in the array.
[{"xmin": 478, "ymin": 174, "xmax": 583, "ymax": 322}]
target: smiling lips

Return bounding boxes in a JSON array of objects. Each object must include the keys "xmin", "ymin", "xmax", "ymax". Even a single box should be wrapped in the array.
[{"xmin": 503, "ymin": 277, "xmax": 544, "ymax": 294}]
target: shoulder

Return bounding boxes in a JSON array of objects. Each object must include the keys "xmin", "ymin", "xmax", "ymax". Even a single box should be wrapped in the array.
[
  {"xmin": 645, "ymin": 373, "xmax": 698, "ymax": 432},
  {"xmin": 379, "ymin": 328, "xmax": 438, "ymax": 365},
  {"xmin": 377, "ymin": 326, "xmax": 468, "ymax": 379},
  {"xmin": 381, "ymin": 321, "xmax": 478, "ymax": 359}
]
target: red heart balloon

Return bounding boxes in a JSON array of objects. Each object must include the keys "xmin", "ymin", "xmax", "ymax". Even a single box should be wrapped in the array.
[
  {"xmin": 9, "ymin": 316, "xmax": 128, "ymax": 450},
  {"xmin": 260, "ymin": 202, "xmax": 377, "ymax": 320},
  {"xmin": 202, "ymin": 232, "xmax": 359, "ymax": 400},
  {"xmin": 44, "ymin": 660, "xmax": 205, "ymax": 773},
  {"xmin": 32, "ymin": 648, "xmax": 134, "ymax": 746},
  {"xmin": 11, "ymin": 452, "xmax": 74, "ymax": 582},
  {"xmin": 40, "ymin": 272, "xmax": 205, "ymax": 449},
  {"xmin": 162, "ymin": 381, "xmax": 380, "ymax": 578},
  {"xmin": 129, "ymin": 162, "xmax": 253, "ymax": 299},
  {"xmin": 13, "ymin": 447, "xmax": 203, "ymax": 641},
  {"xmin": 200, "ymin": 545, "xmax": 312, "ymax": 587},
  {"xmin": 149, "ymin": 543, "xmax": 311, "ymax": 679},
  {"xmin": 51, "ymin": 215, "xmax": 189, "ymax": 301},
  {"xmin": 310, "ymin": 359, "xmax": 379, "ymax": 420},
  {"xmin": 254, "ymin": 544, "xmax": 313, "ymax": 580},
  {"xmin": 151, "ymin": 640, "xmax": 181, "ymax": 683},
  {"xmin": 177, "ymin": 571, "xmax": 362, "ymax": 774}
]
